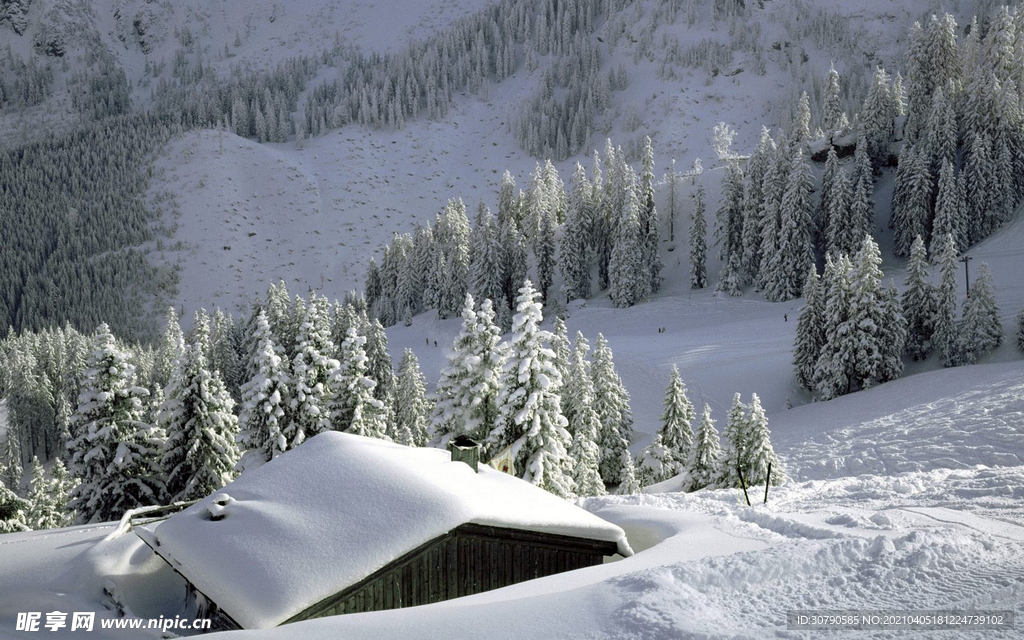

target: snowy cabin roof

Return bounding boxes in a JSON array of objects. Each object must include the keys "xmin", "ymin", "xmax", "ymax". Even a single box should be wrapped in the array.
[{"xmin": 136, "ymin": 432, "xmax": 631, "ymax": 629}]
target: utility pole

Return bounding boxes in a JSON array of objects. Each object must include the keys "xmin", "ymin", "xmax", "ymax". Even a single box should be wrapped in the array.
[{"xmin": 960, "ymin": 255, "xmax": 973, "ymax": 295}]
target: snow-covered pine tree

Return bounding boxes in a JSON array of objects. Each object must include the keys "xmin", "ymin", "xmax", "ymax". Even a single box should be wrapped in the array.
[
  {"xmin": 1016, "ymin": 308, "xmax": 1024, "ymax": 352},
  {"xmin": 285, "ymin": 295, "xmax": 340, "ymax": 447},
  {"xmin": 665, "ymin": 158, "xmax": 679, "ymax": 242},
  {"xmin": 849, "ymin": 137, "xmax": 874, "ymax": 228},
  {"xmin": 489, "ymin": 281, "xmax": 575, "ymax": 498},
  {"xmin": 565, "ymin": 333, "xmax": 605, "ymax": 497},
  {"xmin": 437, "ymin": 199, "xmax": 472, "ymax": 319},
  {"xmin": 152, "ymin": 307, "xmax": 185, "ymax": 391},
  {"xmin": 26, "ymin": 457, "xmax": 60, "ymax": 530},
  {"xmin": 237, "ymin": 309, "xmax": 290, "ymax": 472},
  {"xmin": 793, "ymin": 265, "xmax": 824, "ymax": 391},
  {"xmin": 862, "ymin": 66, "xmax": 896, "ymax": 167},
  {"xmin": 934, "ymin": 233, "xmax": 960, "ymax": 367},
  {"xmin": 793, "ymin": 91, "xmax": 811, "ymax": 147},
  {"xmin": 771, "ymin": 148, "xmax": 814, "ymax": 301},
  {"xmin": 637, "ymin": 433, "xmax": 675, "ymax": 487},
  {"xmin": 362, "ymin": 318, "xmax": 396, "ymax": 405},
  {"xmin": 878, "ymin": 282, "xmax": 908, "ymax": 384},
  {"xmin": 957, "ymin": 263, "xmax": 1003, "ymax": 364},
  {"xmin": 814, "ymin": 255, "xmax": 856, "ymax": 399},
  {"xmin": 561, "ymin": 163, "xmax": 592, "ymax": 302},
  {"xmin": 743, "ymin": 394, "xmax": 783, "ymax": 486},
  {"xmin": 0, "ymin": 474, "xmax": 28, "ymax": 533},
  {"xmin": 497, "ymin": 170, "xmax": 519, "ymax": 230},
  {"xmin": 902, "ymin": 236, "xmax": 937, "ymax": 360},
  {"xmin": 265, "ymin": 280, "xmax": 299, "ymax": 353},
  {"xmin": 535, "ymin": 205, "xmax": 557, "ymax": 303},
  {"xmin": 931, "ymin": 159, "xmax": 965, "ymax": 258},
  {"xmin": 640, "ymin": 136, "xmax": 663, "ymax": 294},
  {"xmin": 688, "ymin": 404, "xmax": 721, "ymax": 491},
  {"xmin": 822, "ymin": 63, "xmax": 843, "ymax": 133},
  {"xmin": 757, "ymin": 134, "xmax": 791, "ymax": 294},
  {"xmin": 690, "ymin": 183, "xmax": 708, "ymax": 289},
  {"xmin": 741, "ymin": 128, "xmax": 775, "ymax": 280},
  {"xmin": 659, "ymin": 365, "xmax": 695, "ymax": 473},
  {"xmin": 591, "ymin": 333, "xmax": 634, "ymax": 486},
  {"xmin": 615, "ymin": 448, "xmax": 641, "ymax": 495},
  {"xmin": 393, "ymin": 349, "xmax": 431, "ymax": 447},
  {"xmin": 330, "ymin": 328, "xmax": 387, "ymax": 439},
  {"xmin": 160, "ymin": 323, "xmax": 240, "ymax": 503},
  {"xmin": 719, "ymin": 393, "xmax": 749, "ymax": 488},
  {"xmin": 69, "ymin": 324, "xmax": 161, "ymax": 523},
  {"xmin": 893, "ymin": 146, "xmax": 933, "ymax": 257},
  {"xmin": 847, "ymin": 235, "xmax": 889, "ymax": 389},
  {"xmin": 433, "ymin": 294, "xmax": 505, "ymax": 445},
  {"xmin": 965, "ymin": 131, "xmax": 993, "ymax": 244},
  {"xmin": 925, "ymin": 85, "xmax": 958, "ymax": 176},
  {"xmin": 715, "ymin": 163, "xmax": 745, "ymax": 296},
  {"xmin": 819, "ymin": 147, "xmax": 844, "ymax": 253},
  {"xmin": 499, "ymin": 216, "xmax": 529, "ymax": 330},
  {"xmin": 608, "ymin": 172, "xmax": 646, "ymax": 308}
]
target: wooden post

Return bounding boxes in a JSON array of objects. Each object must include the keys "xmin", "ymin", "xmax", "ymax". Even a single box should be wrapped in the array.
[
  {"xmin": 764, "ymin": 462, "xmax": 772, "ymax": 504},
  {"xmin": 737, "ymin": 465, "xmax": 751, "ymax": 506}
]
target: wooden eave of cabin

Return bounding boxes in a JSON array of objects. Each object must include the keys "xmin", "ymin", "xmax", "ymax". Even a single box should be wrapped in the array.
[
  {"xmin": 287, "ymin": 522, "xmax": 619, "ymax": 624},
  {"xmin": 143, "ymin": 522, "xmax": 618, "ymax": 630}
]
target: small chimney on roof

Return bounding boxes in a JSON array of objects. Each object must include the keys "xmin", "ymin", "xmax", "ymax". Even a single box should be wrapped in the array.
[{"xmin": 448, "ymin": 435, "xmax": 481, "ymax": 472}]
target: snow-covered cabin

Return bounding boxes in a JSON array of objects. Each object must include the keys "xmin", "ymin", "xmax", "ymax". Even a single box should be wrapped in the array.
[{"xmin": 136, "ymin": 432, "xmax": 632, "ymax": 630}]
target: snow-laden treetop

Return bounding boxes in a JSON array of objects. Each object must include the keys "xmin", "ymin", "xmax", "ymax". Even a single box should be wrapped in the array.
[{"xmin": 136, "ymin": 432, "xmax": 631, "ymax": 628}]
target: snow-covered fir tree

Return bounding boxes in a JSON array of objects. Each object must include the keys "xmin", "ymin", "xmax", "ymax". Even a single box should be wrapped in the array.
[
  {"xmin": 609, "ymin": 172, "xmax": 647, "ymax": 307},
  {"xmin": 499, "ymin": 216, "xmax": 529, "ymax": 330},
  {"xmin": 792, "ymin": 91, "xmax": 811, "ymax": 147},
  {"xmin": 68, "ymin": 323, "xmax": 161, "ymax": 523},
  {"xmin": 237, "ymin": 309, "xmax": 290, "ymax": 472},
  {"xmin": 285, "ymin": 295, "xmax": 340, "ymax": 447},
  {"xmin": 658, "ymin": 365, "xmax": 695, "ymax": 473},
  {"xmin": 690, "ymin": 183, "xmax": 707, "ymax": 289},
  {"xmin": 615, "ymin": 448, "xmax": 641, "ymax": 495},
  {"xmin": 819, "ymin": 147, "xmax": 848, "ymax": 254},
  {"xmin": 561, "ymin": 163, "xmax": 592, "ymax": 302},
  {"xmin": 362, "ymin": 317, "xmax": 396, "ymax": 405},
  {"xmin": 489, "ymin": 281, "xmax": 575, "ymax": 498},
  {"xmin": 470, "ymin": 206, "xmax": 503, "ymax": 309},
  {"xmin": 1016, "ymin": 308, "xmax": 1024, "ymax": 352},
  {"xmin": 437, "ymin": 199, "xmax": 472, "ymax": 319},
  {"xmin": 26, "ymin": 457, "xmax": 65, "ymax": 530},
  {"xmin": 892, "ymin": 145, "xmax": 933, "ymax": 257},
  {"xmin": 715, "ymin": 163, "xmax": 745, "ymax": 296},
  {"xmin": 932, "ymin": 159, "xmax": 966, "ymax": 257},
  {"xmin": 433, "ymin": 295, "xmax": 505, "ymax": 445},
  {"xmin": 814, "ymin": 255, "xmax": 856, "ymax": 399},
  {"xmin": 902, "ymin": 236, "xmax": 937, "ymax": 360},
  {"xmin": 934, "ymin": 233, "xmax": 960, "ymax": 367},
  {"xmin": 160, "ymin": 321, "xmax": 240, "ymax": 504},
  {"xmin": 688, "ymin": 405, "xmax": 721, "ymax": 492},
  {"xmin": 637, "ymin": 433, "xmax": 676, "ymax": 487},
  {"xmin": 757, "ymin": 134, "xmax": 791, "ymax": 295},
  {"xmin": 640, "ymin": 136, "xmax": 663, "ymax": 294},
  {"xmin": 565, "ymin": 334, "xmax": 605, "ymax": 497},
  {"xmin": 861, "ymin": 66, "xmax": 896, "ymax": 167},
  {"xmin": 766, "ymin": 149, "xmax": 814, "ymax": 301},
  {"xmin": 741, "ymin": 128, "xmax": 775, "ymax": 280},
  {"xmin": 330, "ymin": 328, "xmax": 387, "ymax": 439},
  {"xmin": 391, "ymin": 349, "xmax": 431, "ymax": 446},
  {"xmin": 0, "ymin": 474, "xmax": 28, "ymax": 533},
  {"xmin": 591, "ymin": 332, "xmax": 634, "ymax": 485},
  {"xmin": 152, "ymin": 307, "xmax": 185, "ymax": 391},
  {"xmin": 742, "ymin": 394, "xmax": 783, "ymax": 487},
  {"xmin": 822, "ymin": 63, "xmax": 843, "ymax": 132},
  {"xmin": 793, "ymin": 266, "xmax": 824, "ymax": 391},
  {"xmin": 957, "ymin": 264, "xmax": 1002, "ymax": 365},
  {"xmin": 847, "ymin": 235, "xmax": 895, "ymax": 389},
  {"xmin": 719, "ymin": 393, "xmax": 749, "ymax": 488}
]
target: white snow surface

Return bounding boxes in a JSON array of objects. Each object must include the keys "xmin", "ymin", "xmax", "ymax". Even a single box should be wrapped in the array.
[{"xmin": 136, "ymin": 431, "xmax": 631, "ymax": 629}]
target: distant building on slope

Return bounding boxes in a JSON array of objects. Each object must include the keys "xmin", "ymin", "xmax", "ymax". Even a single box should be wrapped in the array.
[{"xmin": 136, "ymin": 432, "xmax": 632, "ymax": 630}]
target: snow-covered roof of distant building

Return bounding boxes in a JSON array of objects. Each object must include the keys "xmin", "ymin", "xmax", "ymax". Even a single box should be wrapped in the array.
[{"xmin": 136, "ymin": 431, "xmax": 631, "ymax": 629}]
